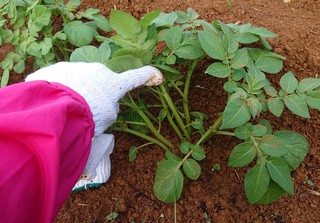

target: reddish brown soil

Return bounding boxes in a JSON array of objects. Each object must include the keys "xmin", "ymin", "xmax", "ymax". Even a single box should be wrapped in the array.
[{"xmin": 7, "ymin": 0, "xmax": 320, "ymax": 222}]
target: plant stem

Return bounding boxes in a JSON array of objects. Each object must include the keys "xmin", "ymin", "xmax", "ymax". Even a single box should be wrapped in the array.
[
  {"xmin": 128, "ymin": 94, "xmax": 175, "ymax": 149},
  {"xmin": 215, "ymin": 131, "xmax": 235, "ymax": 136},
  {"xmin": 158, "ymin": 92, "xmax": 184, "ymax": 140},
  {"xmin": 159, "ymin": 84, "xmax": 191, "ymax": 139},
  {"xmin": 179, "ymin": 115, "xmax": 224, "ymax": 167},
  {"xmin": 183, "ymin": 59, "xmax": 201, "ymax": 135},
  {"xmin": 196, "ymin": 114, "xmax": 223, "ymax": 146},
  {"xmin": 144, "ymin": 109, "xmax": 159, "ymax": 123},
  {"xmin": 113, "ymin": 127, "xmax": 170, "ymax": 152}
]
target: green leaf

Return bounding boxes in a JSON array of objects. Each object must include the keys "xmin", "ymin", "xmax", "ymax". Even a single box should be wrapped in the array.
[
  {"xmin": 251, "ymin": 124, "xmax": 267, "ymax": 137},
  {"xmin": 236, "ymin": 32, "xmax": 259, "ymax": 44},
  {"xmin": 191, "ymin": 119, "xmax": 204, "ymax": 130},
  {"xmin": 96, "ymin": 41, "xmax": 112, "ymax": 64},
  {"xmin": 284, "ymin": 94, "xmax": 310, "ymax": 118},
  {"xmin": 139, "ymin": 9, "xmax": 161, "ymax": 27},
  {"xmin": 64, "ymin": 21, "xmax": 94, "ymax": 47},
  {"xmin": 27, "ymin": 42, "xmax": 41, "ymax": 57},
  {"xmin": 70, "ymin": 46, "xmax": 97, "ymax": 62},
  {"xmin": 246, "ymin": 66, "xmax": 266, "ymax": 91},
  {"xmin": 41, "ymin": 37, "xmax": 52, "ymax": 55},
  {"xmin": 221, "ymin": 98, "xmax": 251, "ymax": 129},
  {"xmin": 264, "ymin": 85, "xmax": 278, "ymax": 97},
  {"xmin": 152, "ymin": 12, "xmax": 178, "ymax": 27},
  {"xmin": 154, "ymin": 64, "xmax": 180, "ymax": 76},
  {"xmin": 190, "ymin": 111, "xmax": 208, "ymax": 120},
  {"xmin": 280, "ymin": 71, "xmax": 298, "ymax": 94},
  {"xmin": 230, "ymin": 48, "xmax": 248, "ymax": 69},
  {"xmin": 259, "ymin": 37, "xmax": 272, "ymax": 50},
  {"xmin": 54, "ymin": 31, "xmax": 67, "ymax": 41},
  {"xmin": 158, "ymin": 109, "xmax": 168, "ymax": 122},
  {"xmin": 274, "ymin": 131, "xmax": 309, "ymax": 170},
  {"xmin": 79, "ymin": 8, "xmax": 100, "ymax": 19},
  {"xmin": 13, "ymin": 60, "xmax": 25, "ymax": 74},
  {"xmin": 247, "ymin": 98, "xmax": 262, "ymax": 118},
  {"xmin": 180, "ymin": 141, "xmax": 190, "ymax": 154},
  {"xmin": 1, "ymin": 69, "xmax": 10, "ymax": 87},
  {"xmin": 192, "ymin": 145, "xmax": 205, "ymax": 161},
  {"xmin": 92, "ymin": 14, "xmax": 111, "ymax": 32},
  {"xmin": 257, "ymin": 180, "xmax": 287, "ymax": 204},
  {"xmin": 228, "ymin": 142, "xmax": 257, "ymax": 167},
  {"xmin": 244, "ymin": 163, "xmax": 270, "ymax": 204},
  {"xmin": 255, "ymin": 53, "xmax": 283, "ymax": 74},
  {"xmin": 165, "ymin": 54, "xmax": 176, "ymax": 65},
  {"xmin": 165, "ymin": 151, "xmax": 182, "ymax": 161},
  {"xmin": 266, "ymin": 157, "xmax": 294, "ymax": 195},
  {"xmin": 245, "ymin": 26, "xmax": 278, "ymax": 38},
  {"xmin": 66, "ymin": 0, "xmax": 81, "ymax": 12},
  {"xmin": 199, "ymin": 30, "xmax": 226, "ymax": 60},
  {"xmin": 183, "ymin": 159, "xmax": 201, "ymax": 180},
  {"xmin": 234, "ymin": 125, "xmax": 251, "ymax": 140},
  {"xmin": 268, "ymin": 98, "xmax": 284, "ymax": 117},
  {"xmin": 186, "ymin": 7, "xmax": 199, "ymax": 20},
  {"xmin": 205, "ymin": 62, "xmax": 231, "ymax": 78},
  {"xmin": 30, "ymin": 5, "xmax": 51, "ymax": 29},
  {"xmin": 306, "ymin": 93, "xmax": 320, "ymax": 111},
  {"xmin": 232, "ymin": 68, "xmax": 246, "ymax": 81},
  {"xmin": 106, "ymin": 212, "xmax": 118, "ymax": 221},
  {"xmin": 199, "ymin": 20, "xmax": 219, "ymax": 34},
  {"xmin": 110, "ymin": 9, "xmax": 142, "ymax": 37},
  {"xmin": 175, "ymin": 40, "xmax": 203, "ymax": 59},
  {"xmin": 219, "ymin": 21, "xmax": 238, "ymax": 55},
  {"xmin": 296, "ymin": 78, "xmax": 320, "ymax": 93},
  {"xmin": 259, "ymin": 135, "xmax": 287, "ymax": 156},
  {"xmin": 154, "ymin": 159, "xmax": 184, "ymax": 203},
  {"xmin": 106, "ymin": 55, "xmax": 143, "ymax": 73},
  {"xmin": 223, "ymin": 80, "xmax": 237, "ymax": 93},
  {"xmin": 112, "ymin": 48, "xmax": 152, "ymax": 64},
  {"xmin": 165, "ymin": 26, "xmax": 182, "ymax": 50},
  {"xmin": 259, "ymin": 119, "xmax": 273, "ymax": 135},
  {"xmin": 129, "ymin": 146, "xmax": 138, "ymax": 161}
]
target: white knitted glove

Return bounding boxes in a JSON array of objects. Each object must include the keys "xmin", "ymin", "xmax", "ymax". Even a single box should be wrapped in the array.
[{"xmin": 25, "ymin": 62, "xmax": 164, "ymax": 191}]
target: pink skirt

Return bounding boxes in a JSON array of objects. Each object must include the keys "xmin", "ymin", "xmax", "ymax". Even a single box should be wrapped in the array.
[{"xmin": 0, "ymin": 81, "xmax": 94, "ymax": 223}]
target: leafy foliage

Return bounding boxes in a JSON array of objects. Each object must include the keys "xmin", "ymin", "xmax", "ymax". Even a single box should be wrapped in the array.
[
  {"xmin": 2, "ymin": 4, "xmax": 318, "ymax": 205},
  {"xmin": 0, "ymin": 0, "xmax": 111, "ymax": 86}
]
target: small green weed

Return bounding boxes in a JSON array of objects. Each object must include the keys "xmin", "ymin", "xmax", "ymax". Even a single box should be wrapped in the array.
[
  {"xmin": 212, "ymin": 163, "xmax": 221, "ymax": 171},
  {"xmin": 106, "ymin": 212, "xmax": 118, "ymax": 222}
]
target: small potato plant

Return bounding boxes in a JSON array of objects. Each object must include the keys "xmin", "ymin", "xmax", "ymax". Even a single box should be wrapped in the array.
[{"xmin": 1, "ymin": 1, "xmax": 319, "ymax": 205}]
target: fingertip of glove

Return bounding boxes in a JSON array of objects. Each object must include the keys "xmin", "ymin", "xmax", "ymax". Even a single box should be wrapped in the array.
[{"xmin": 143, "ymin": 66, "xmax": 164, "ymax": 86}]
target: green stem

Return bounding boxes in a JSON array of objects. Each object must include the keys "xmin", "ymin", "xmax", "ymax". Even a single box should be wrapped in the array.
[
  {"xmin": 144, "ymin": 109, "xmax": 159, "ymax": 123},
  {"xmin": 113, "ymin": 127, "xmax": 169, "ymax": 152},
  {"xmin": 215, "ymin": 131, "xmax": 235, "ymax": 136},
  {"xmin": 170, "ymin": 79, "xmax": 184, "ymax": 97},
  {"xmin": 183, "ymin": 59, "xmax": 201, "ymax": 135},
  {"xmin": 128, "ymin": 94, "xmax": 174, "ymax": 149},
  {"xmin": 179, "ymin": 115, "xmax": 224, "ymax": 167},
  {"xmin": 159, "ymin": 84, "xmax": 191, "ymax": 139},
  {"xmin": 158, "ymin": 92, "xmax": 184, "ymax": 140},
  {"xmin": 196, "ymin": 114, "xmax": 223, "ymax": 146}
]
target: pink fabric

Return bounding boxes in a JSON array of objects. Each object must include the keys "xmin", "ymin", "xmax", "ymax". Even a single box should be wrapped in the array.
[{"xmin": 0, "ymin": 81, "xmax": 94, "ymax": 223}]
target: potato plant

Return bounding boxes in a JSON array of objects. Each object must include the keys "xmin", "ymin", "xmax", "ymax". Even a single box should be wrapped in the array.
[
  {"xmin": 0, "ymin": 0, "xmax": 111, "ymax": 86},
  {"xmin": 100, "ymin": 8, "xmax": 317, "ymax": 204},
  {"xmin": 1, "ymin": 1, "xmax": 319, "ymax": 205}
]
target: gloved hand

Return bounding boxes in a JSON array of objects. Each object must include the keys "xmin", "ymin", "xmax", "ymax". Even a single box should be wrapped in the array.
[{"xmin": 25, "ymin": 62, "xmax": 164, "ymax": 191}]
